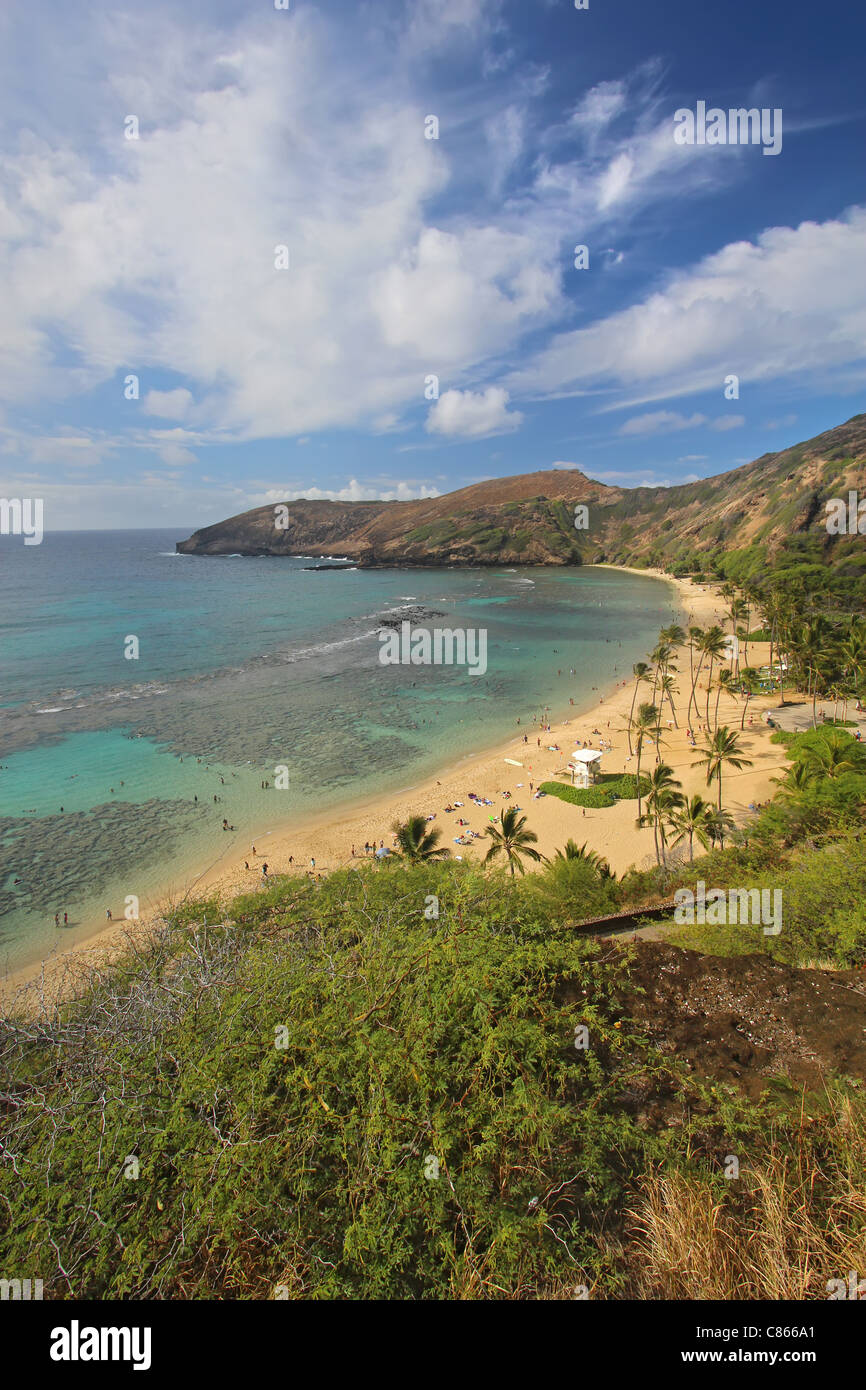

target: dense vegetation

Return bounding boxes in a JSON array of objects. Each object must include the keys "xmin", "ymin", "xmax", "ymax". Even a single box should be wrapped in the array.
[
  {"xmin": 5, "ymin": 530, "xmax": 866, "ymax": 1300},
  {"xmin": 2, "ymin": 721, "xmax": 865, "ymax": 1300}
]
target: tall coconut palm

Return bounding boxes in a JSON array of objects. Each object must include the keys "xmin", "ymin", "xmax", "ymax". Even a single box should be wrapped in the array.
[
  {"xmin": 792, "ymin": 615, "xmax": 838, "ymax": 727},
  {"xmin": 637, "ymin": 763, "xmax": 683, "ymax": 867},
  {"xmin": 660, "ymin": 623, "xmax": 686, "ymax": 651},
  {"xmin": 693, "ymin": 725, "xmax": 753, "ymax": 811},
  {"xmin": 841, "ymin": 628, "xmax": 866, "ymax": 711},
  {"xmin": 630, "ymin": 701, "xmax": 660, "ymax": 819},
  {"xmin": 627, "ymin": 661, "xmax": 653, "ymax": 755},
  {"xmin": 650, "ymin": 641, "xmax": 674, "ymax": 708},
  {"xmin": 391, "ymin": 815, "xmax": 451, "ymax": 863},
  {"xmin": 737, "ymin": 666, "xmax": 760, "ymax": 730},
  {"xmin": 686, "ymin": 625, "xmax": 704, "ymax": 728},
  {"xmin": 700, "ymin": 626, "xmax": 729, "ymax": 728},
  {"xmin": 484, "ymin": 807, "xmax": 543, "ymax": 876},
  {"xmin": 726, "ymin": 597, "xmax": 747, "ymax": 677},
  {"xmin": 668, "ymin": 793, "xmax": 715, "ymax": 862},
  {"xmin": 659, "ymin": 672, "xmax": 679, "ymax": 728},
  {"xmin": 713, "ymin": 668, "xmax": 735, "ymax": 733}
]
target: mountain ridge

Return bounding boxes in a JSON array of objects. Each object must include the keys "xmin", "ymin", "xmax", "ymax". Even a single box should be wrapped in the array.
[{"xmin": 176, "ymin": 413, "xmax": 866, "ymax": 576}]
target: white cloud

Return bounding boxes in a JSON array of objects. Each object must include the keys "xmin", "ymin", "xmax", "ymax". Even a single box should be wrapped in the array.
[
  {"xmin": 425, "ymin": 387, "xmax": 523, "ymax": 439},
  {"xmin": 711, "ymin": 414, "xmax": 745, "ymax": 431},
  {"xmin": 568, "ymin": 81, "xmax": 627, "ymax": 136},
  {"xmin": 143, "ymin": 388, "xmax": 194, "ymax": 420},
  {"xmin": 257, "ymin": 478, "xmax": 440, "ymax": 503},
  {"xmin": 511, "ymin": 208, "xmax": 866, "ymax": 406},
  {"xmin": 158, "ymin": 443, "xmax": 197, "ymax": 466},
  {"xmin": 620, "ymin": 411, "xmax": 707, "ymax": 436},
  {"xmin": 402, "ymin": 0, "xmax": 503, "ymax": 57},
  {"xmin": 0, "ymin": 10, "xmax": 771, "ymax": 453}
]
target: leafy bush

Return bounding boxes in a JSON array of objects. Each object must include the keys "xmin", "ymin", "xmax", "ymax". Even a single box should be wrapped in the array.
[
  {"xmin": 540, "ymin": 781, "xmax": 614, "ymax": 808},
  {"xmin": 539, "ymin": 774, "xmax": 648, "ymax": 809},
  {"xmin": 0, "ymin": 864, "xmax": 687, "ymax": 1300}
]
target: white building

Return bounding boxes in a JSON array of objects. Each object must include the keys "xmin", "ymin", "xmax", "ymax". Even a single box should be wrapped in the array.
[{"xmin": 570, "ymin": 748, "xmax": 603, "ymax": 789}]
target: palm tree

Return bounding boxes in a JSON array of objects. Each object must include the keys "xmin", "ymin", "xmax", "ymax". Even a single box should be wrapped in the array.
[
  {"xmin": 713, "ymin": 668, "xmax": 735, "ymax": 733},
  {"xmin": 638, "ymin": 763, "xmax": 683, "ymax": 866},
  {"xmin": 841, "ymin": 628, "xmax": 866, "ymax": 712},
  {"xmin": 669, "ymin": 794, "xmax": 715, "ymax": 862},
  {"xmin": 700, "ymin": 626, "xmax": 729, "ymax": 728},
  {"xmin": 660, "ymin": 623, "xmax": 686, "ymax": 651},
  {"xmin": 792, "ymin": 615, "xmax": 838, "ymax": 728},
  {"xmin": 484, "ymin": 807, "xmax": 543, "ymax": 876},
  {"xmin": 551, "ymin": 839, "xmax": 614, "ymax": 879},
  {"xmin": 627, "ymin": 661, "xmax": 653, "ymax": 755},
  {"xmin": 738, "ymin": 666, "xmax": 760, "ymax": 730},
  {"xmin": 391, "ymin": 815, "xmax": 451, "ymax": 863},
  {"xmin": 686, "ymin": 625, "xmax": 704, "ymax": 728},
  {"xmin": 801, "ymin": 731, "xmax": 864, "ymax": 780},
  {"xmin": 726, "ymin": 597, "xmax": 747, "ymax": 677},
  {"xmin": 705, "ymin": 806, "xmax": 736, "ymax": 849},
  {"xmin": 659, "ymin": 672, "xmax": 679, "ymax": 728},
  {"xmin": 650, "ymin": 641, "xmax": 674, "ymax": 709},
  {"xmin": 771, "ymin": 761, "xmax": 816, "ymax": 799},
  {"xmin": 630, "ymin": 701, "xmax": 660, "ymax": 820},
  {"xmin": 693, "ymin": 725, "xmax": 754, "ymax": 811}
]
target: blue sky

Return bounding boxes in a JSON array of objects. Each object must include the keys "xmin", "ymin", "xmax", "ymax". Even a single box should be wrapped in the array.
[{"xmin": 1, "ymin": 0, "xmax": 865, "ymax": 529}]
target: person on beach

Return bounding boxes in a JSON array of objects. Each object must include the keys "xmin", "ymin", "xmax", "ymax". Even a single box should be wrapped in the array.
[
  {"xmin": 63, "ymin": 912, "xmax": 68, "ymax": 925},
  {"xmin": 54, "ymin": 913, "xmax": 59, "ymax": 927},
  {"xmin": 106, "ymin": 908, "xmax": 112, "ymax": 921}
]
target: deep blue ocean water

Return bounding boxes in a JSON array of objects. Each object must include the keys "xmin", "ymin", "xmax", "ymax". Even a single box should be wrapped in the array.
[{"xmin": 0, "ymin": 529, "xmax": 680, "ymax": 970}]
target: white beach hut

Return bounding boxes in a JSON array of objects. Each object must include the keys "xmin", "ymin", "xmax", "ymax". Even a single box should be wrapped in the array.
[{"xmin": 570, "ymin": 748, "xmax": 603, "ymax": 789}]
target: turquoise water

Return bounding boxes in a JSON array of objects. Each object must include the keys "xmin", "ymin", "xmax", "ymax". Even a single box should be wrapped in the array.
[{"xmin": 0, "ymin": 531, "xmax": 680, "ymax": 971}]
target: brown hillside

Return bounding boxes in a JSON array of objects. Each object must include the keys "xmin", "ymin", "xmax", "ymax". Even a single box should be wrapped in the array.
[{"xmin": 177, "ymin": 413, "xmax": 866, "ymax": 573}]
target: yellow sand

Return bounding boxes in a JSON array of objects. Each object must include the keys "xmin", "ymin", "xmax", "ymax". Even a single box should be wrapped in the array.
[{"xmin": 1, "ymin": 570, "xmax": 791, "ymax": 1007}]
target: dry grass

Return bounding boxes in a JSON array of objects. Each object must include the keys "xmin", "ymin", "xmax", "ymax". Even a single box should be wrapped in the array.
[{"xmin": 627, "ymin": 1090, "xmax": 866, "ymax": 1299}]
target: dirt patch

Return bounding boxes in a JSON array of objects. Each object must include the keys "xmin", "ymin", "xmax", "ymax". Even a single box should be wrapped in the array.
[{"xmin": 616, "ymin": 940, "xmax": 866, "ymax": 1098}]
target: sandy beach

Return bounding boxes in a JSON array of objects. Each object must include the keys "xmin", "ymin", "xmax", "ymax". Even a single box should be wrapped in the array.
[{"xmin": 2, "ymin": 569, "xmax": 792, "ymax": 1007}]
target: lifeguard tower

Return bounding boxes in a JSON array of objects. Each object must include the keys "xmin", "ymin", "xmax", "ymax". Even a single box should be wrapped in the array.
[{"xmin": 570, "ymin": 748, "xmax": 603, "ymax": 788}]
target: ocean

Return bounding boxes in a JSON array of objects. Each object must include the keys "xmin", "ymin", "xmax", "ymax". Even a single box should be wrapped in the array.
[{"xmin": 0, "ymin": 530, "xmax": 679, "ymax": 971}]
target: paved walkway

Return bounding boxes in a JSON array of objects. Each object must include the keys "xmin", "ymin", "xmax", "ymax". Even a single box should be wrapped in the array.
[{"xmin": 766, "ymin": 701, "xmax": 866, "ymax": 736}]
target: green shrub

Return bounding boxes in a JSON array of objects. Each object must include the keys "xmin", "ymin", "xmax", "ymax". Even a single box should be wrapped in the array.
[{"xmin": 540, "ymin": 781, "xmax": 614, "ymax": 808}]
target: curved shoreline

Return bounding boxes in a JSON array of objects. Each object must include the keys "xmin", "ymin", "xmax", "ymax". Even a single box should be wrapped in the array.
[{"xmin": 4, "ymin": 569, "xmax": 785, "ymax": 1008}]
